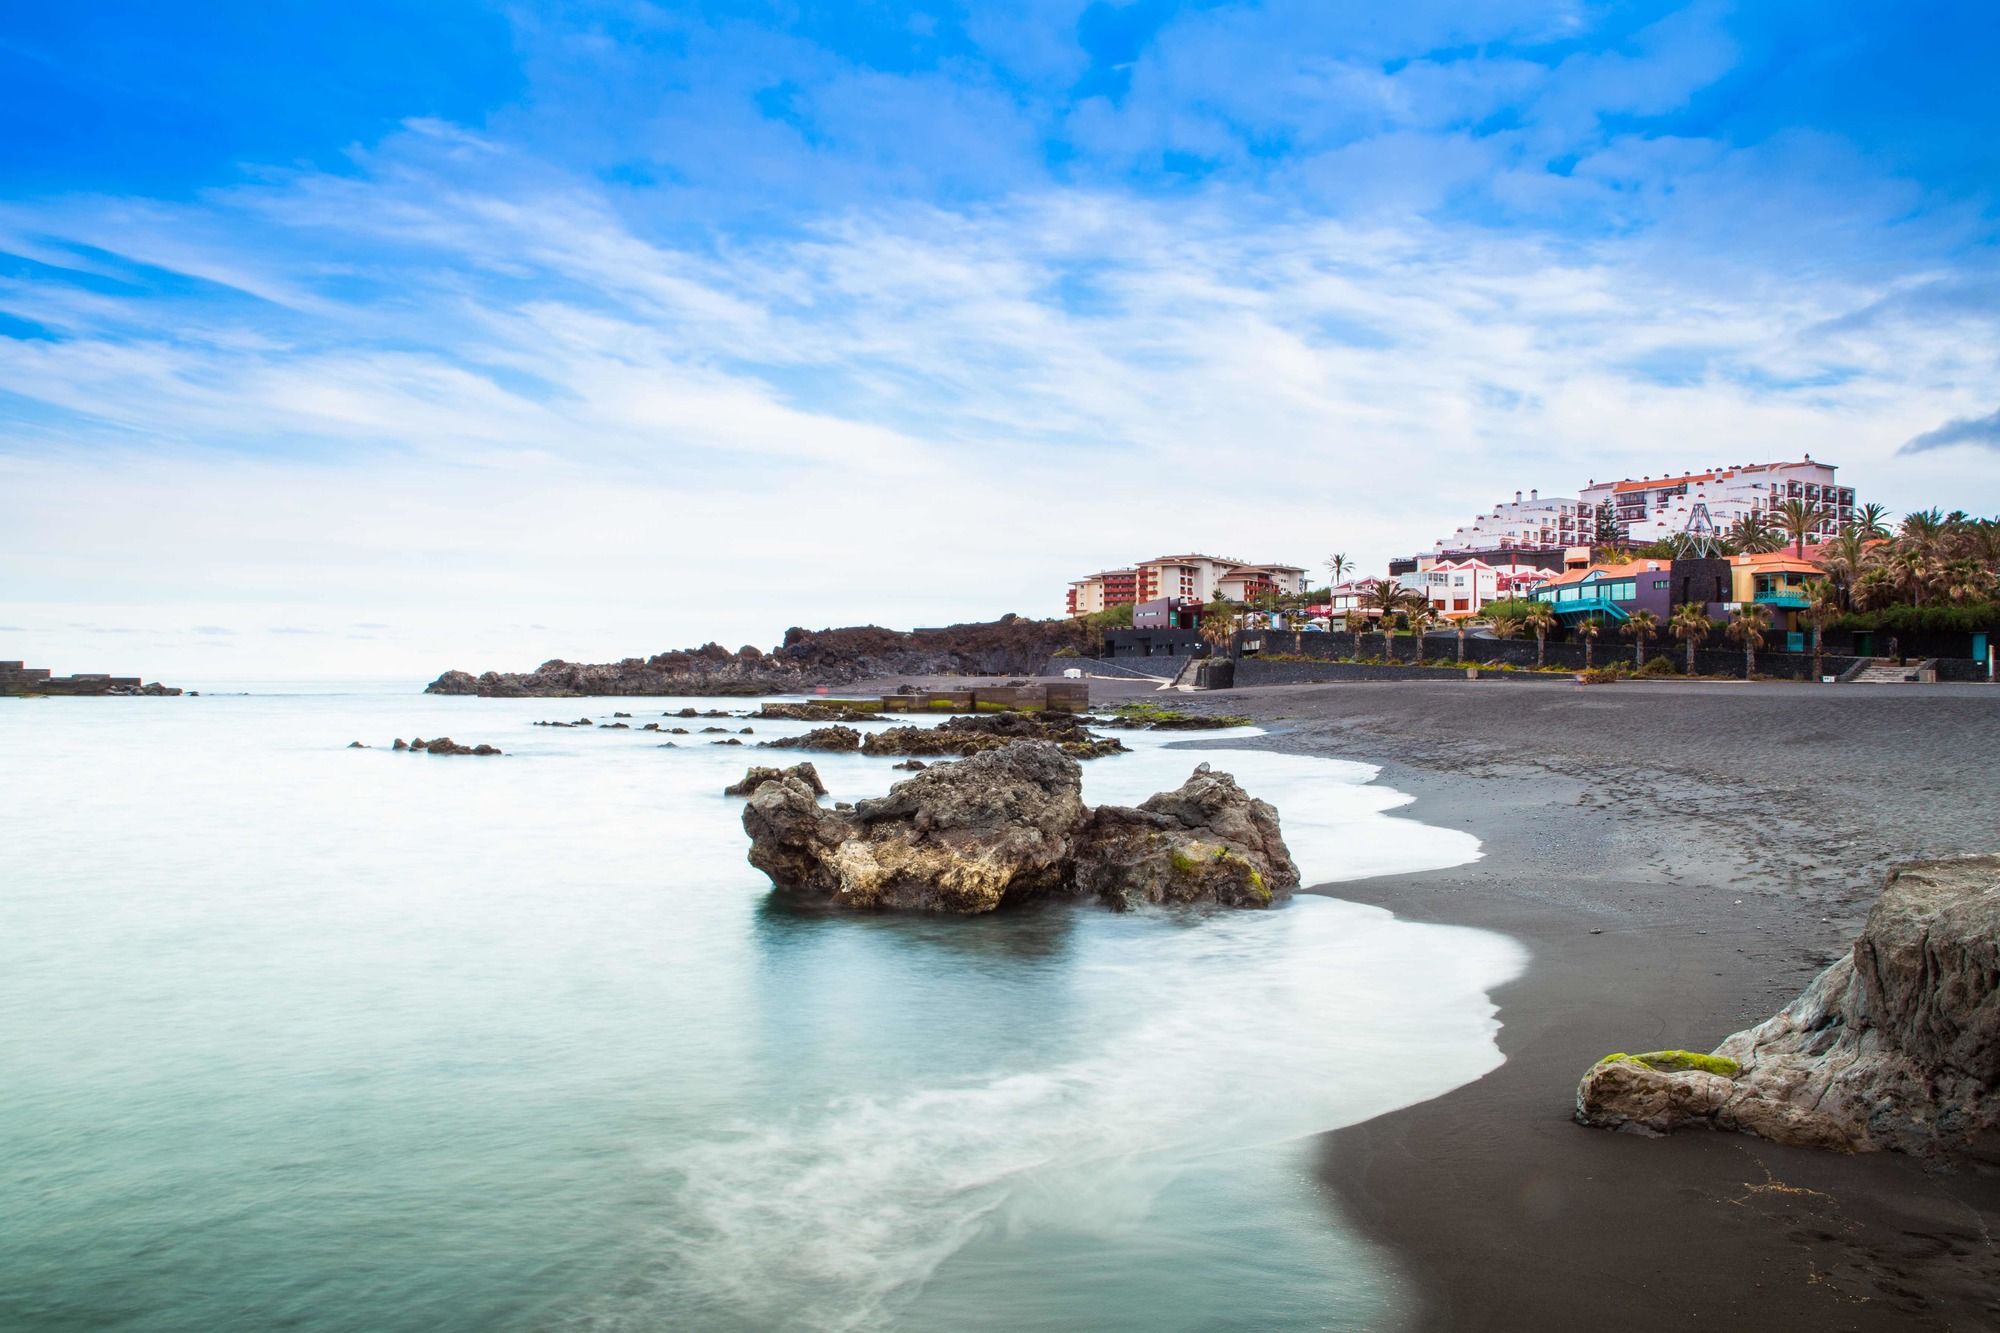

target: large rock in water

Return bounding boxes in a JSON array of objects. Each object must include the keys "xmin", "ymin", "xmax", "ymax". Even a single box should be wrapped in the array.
[
  {"xmin": 1072, "ymin": 762, "xmax": 1300, "ymax": 910},
  {"xmin": 1577, "ymin": 855, "xmax": 2000, "ymax": 1158},
  {"xmin": 740, "ymin": 743, "xmax": 1298, "ymax": 914},
  {"xmin": 742, "ymin": 741, "xmax": 1088, "ymax": 912}
]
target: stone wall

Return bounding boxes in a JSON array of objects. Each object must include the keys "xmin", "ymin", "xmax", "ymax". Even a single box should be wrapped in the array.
[{"xmin": 1231, "ymin": 629, "xmax": 1874, "ymax": 681}]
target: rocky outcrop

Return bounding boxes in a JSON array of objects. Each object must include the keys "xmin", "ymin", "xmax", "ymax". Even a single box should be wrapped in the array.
[
  {"xmin": 753, "ymin": 702, "xmax": 883, "ymax": 722},
  {"xmin": 743, "ymin": 741, "xmax": 1088, "ymax": 912},
  {"xmin": 763, "ymin": 725, "xmax": 864, "ymax": 753},
  {"xmin": 742, "ymin": 744, "xmax": 1296, "ymax": 915},
  {"xmin": 724, "ymin": 763, "xmax": 827, "ymax": 798},
  {"xmin": 1073, "ymin": 763, "xmax": 1301, "ymax": 910},
  {"xmin": 856, "ymin": 711, "xmax": 1126, "ymax": 761},
  {"xmin": 423, "ymin": 616, "xmax": 1087, "ymax": 696},
  {"xmin": 394, "ymin": 736, "xmax": 502, "ymax": 755},
  {"xmin": 1577, "ymin": 855, "xmax": 2000, "ymax": 1159}
]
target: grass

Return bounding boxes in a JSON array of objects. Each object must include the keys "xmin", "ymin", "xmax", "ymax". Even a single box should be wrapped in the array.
[{"xmin": 1103, "ymin": 701, "xmax": 1252, "ymax": 728}]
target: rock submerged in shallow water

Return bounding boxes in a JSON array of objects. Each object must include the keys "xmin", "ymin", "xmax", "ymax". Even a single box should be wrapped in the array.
[
  {"xmin": 1072, "ymin": 763, "xmax": 1301, "ymax": 910},
  {"xmin": 764, "ymin": 725, "xmax": 863, "ymax": 753},
  {"xmin": 740, "ymin": 742, "xmax": 1296, "ymax": 915},
  {"xmin": 1577, "ymin": 854, "xmax": 2000, "ymax": 1158}
]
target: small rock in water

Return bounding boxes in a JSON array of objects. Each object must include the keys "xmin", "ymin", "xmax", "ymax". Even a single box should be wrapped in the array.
[
  {"xmin": 393, "ymin": 739, "xmax": 409, "ymax": 751},
  {"xmin": 347, "ymin": 741, "xmax": 367, "ymax": 749}
]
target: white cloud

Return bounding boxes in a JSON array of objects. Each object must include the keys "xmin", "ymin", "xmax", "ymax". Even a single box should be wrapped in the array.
[{"xmin": 2, "ymin": 119, "xmax": 1997, "ymax": 677}]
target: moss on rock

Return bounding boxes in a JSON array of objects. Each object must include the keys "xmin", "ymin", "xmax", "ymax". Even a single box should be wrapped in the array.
[{"xmin": 1596, "ymin": 1049, "xmax": 1741, "ymax": 1078}]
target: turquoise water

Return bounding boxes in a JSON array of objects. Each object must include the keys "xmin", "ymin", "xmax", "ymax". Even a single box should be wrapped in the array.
[{"xmin": 0, "ymin": 685, "xmax": 1521, "ymax": 1331}]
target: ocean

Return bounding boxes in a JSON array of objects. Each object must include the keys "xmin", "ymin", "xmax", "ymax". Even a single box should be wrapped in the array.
[{"xmin": 0, "ymin": 683, "xmax": 1523, "ymax": 1331}]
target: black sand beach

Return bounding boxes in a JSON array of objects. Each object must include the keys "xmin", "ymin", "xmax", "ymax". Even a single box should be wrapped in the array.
[{"xmin": 1172, "ymin": 678, "xmax": 2000, "ymax": 1331}]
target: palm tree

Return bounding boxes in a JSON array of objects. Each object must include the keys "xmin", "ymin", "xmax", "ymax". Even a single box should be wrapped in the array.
[
  {"xmin": 1621, "ymin": 609, "xmax": 1660, "ymax": 669},
  {"xmin": 1726, "ymin": 603, "xmax": 1772, "ymax": 679},
  {"xmin": 1899, "ymin": 507, "xmax": 1947, "ymax": 559},
  {"xmin": 1774, "ymin": 498, "xmax": 1829, "ymax": 558},
  {"xmin": 1800, "ymin": 578, "xmax": 1836, "ymax": 680},
  {"xmin": 1325, "ymin": 553, "xmax": 1350, "ymax": 599},
  {"xmin": 1198, "ymin": 596, "xmax": 1238, "ymax": 653},
  {"xmin": 1360, "ymin": 578, "xmax": 1406, "ymax": 659},
  {"xmin": 1523, "ymin": 601, "xmax": 1558, "ymax": 668},
  {"xmin": 1454, "ymin": 617, "xmax": 1470, "ymax": 664},
  {"xmin": 1670, "ymin": 602, "xmax": 1712, "ymax": 676},
  {"xmin": 1727, "ymin": 510, "xmax": 1782, "ymax": 554},
  {"xmin": 1574, "ymin": 614, "xmax": 1604, "ymax": 670},
  {"xmin": 1939, "ymin": 557, "xmax": 1994, "ymax": 605},
  {"xmin": 1820, "ymin": 527, "xmax": 1871, "ymax": 609},
  {"xmin": 1854, "ymin": 503, "xmax": 1891, "ymax": 539},
  {"xmin": 1489, "ymin": 614, "xmax": 1523, "ymax": 644},
  {"xmin": 1405, "ymin": 601, "xmax": 1438, "ymax": 665}
]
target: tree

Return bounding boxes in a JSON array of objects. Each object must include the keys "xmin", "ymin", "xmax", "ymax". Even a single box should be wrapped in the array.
[
  {"xmin": 1726, "ymin": 602, "xmax": 1773, "ymax": 679},
  {"xmin": 1670, "ymin": 602, "xmax": 1713, "ymax": 676},
  {"xmin": 1621, "ymin": 609, "xmax": 1659, "ymax": 669},
  {"xmin": 1405, "ymin": 600, "xmax": 1438, "ymax": 665},
  {"xmin": 1360, "ymin": 578, "xmax": 1408, "ymax": 659},
  {"xmin": 1325, "ymin": 553, "xmax": 1350, "ymax": 597},
  {"xmin": 1489, "ymin": 614, "xmax": 1523, "ymax": 644},
  {"xmin": 1198, "ymin": 596, "xmax": 1238, "ymax": 652},
  {"xmin": 1800, "ymin": 578, "xmax": 1836, "ymax": 681},
  {"xmin": 1454, "ymin": 617, "xmax": 1470, "ymax": 664},
  {"xmin": 1774, "ymin": 498, "xmax": 1829, "ymax": 558},
  {"xmin": 1594, "ymin": 499, "xmax": 1623, "ymax": 549},
  {"xmin": 1573, "ymin": 614, "xmax": 1604, "ymax": 670},
  {"xmin": 1727, "ymin": 510, "xmax": 1782, "ymax": 553},
  {"xmin": 1820, "ymin": 527, "xmax": 1872, "ymax": 609},
  {"xmin": 1523, "ymin": 601, "xmax": 1558, "ymax": 668},
  {"xmin": 1854, "ymin": 503, "xmax": 1891, "ymax": 539}
]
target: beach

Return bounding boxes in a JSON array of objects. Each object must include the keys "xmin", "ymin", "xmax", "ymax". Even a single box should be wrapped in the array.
[{"xmin": 1165, "ymin": 677, "xmax": 2000, "ymax": 1331}]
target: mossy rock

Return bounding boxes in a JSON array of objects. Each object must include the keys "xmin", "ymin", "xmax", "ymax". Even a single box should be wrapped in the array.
[{"xmin": 1596, "ymin": 1049, "xmax": 1741, "ymax": 1078}]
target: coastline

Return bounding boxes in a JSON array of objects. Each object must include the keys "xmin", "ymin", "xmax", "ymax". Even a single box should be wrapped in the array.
[{"xmin": 1171, "ymin": 678, "xmax": 2000, "ymax": 1331}]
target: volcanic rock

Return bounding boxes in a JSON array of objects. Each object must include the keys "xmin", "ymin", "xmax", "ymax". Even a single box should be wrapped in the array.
[
  {"xmin": 763, "ymin": 725, "xmax": 864, "ymax": 753},
  {"xmin": 743, "ymin": 741, "xmax": 1088, "ymax": 912},
  {"xmin": 856, "ymin": 711, "xmax": 1125, "ymax": 760},
  {"xmin": 724, "ymin": 763, "xmax": 828, "ymax": 799},
  {"xmin": 1577, "ymin": 855, "xmax": 2000, "ymax": 1158},
  {"xmin": 1072, "ymin": 762, "xmax": 1300, "ymax": 910}
]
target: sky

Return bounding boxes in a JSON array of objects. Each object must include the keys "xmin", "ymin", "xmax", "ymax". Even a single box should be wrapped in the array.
[{"xmin": 3, "ymin": 1, "xmax": 1998, "ymax": 681}]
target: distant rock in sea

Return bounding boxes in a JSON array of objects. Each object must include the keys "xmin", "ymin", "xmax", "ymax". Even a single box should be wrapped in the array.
[{"xmin": 1577, "ymin": 854, "xmax": 2000, "ymax": 1158}]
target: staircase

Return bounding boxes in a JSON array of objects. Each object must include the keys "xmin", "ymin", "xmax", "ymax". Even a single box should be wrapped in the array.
[{"xmin": 1847, "ymin": 658, "xmax": 1916, "ymax": 684}]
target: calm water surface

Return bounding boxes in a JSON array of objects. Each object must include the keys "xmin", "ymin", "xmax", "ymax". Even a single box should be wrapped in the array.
[{"xmin": 0, "ymin": 683, "xmax": 1522, "ymax": 1331}]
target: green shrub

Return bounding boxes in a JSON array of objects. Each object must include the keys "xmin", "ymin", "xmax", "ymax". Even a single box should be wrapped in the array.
[{"xmin": 1637, "ymin": 654, "xmax": 1678, "ymax": 677}]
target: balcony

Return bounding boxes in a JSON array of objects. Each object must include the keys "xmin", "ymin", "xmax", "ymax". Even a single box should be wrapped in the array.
[
  {"xmin": 1544, "ymin": 595, "xmax": 1629, "ymax": 622},
  {"xmin": 1755, "ymin": 590, "xmax": 1809, "ymax": 609}
]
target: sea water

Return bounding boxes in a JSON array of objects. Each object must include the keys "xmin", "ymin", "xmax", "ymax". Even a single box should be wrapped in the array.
[{"xmin": 0, "ymin": 684, "xmax": 1523, "ymax": 1332}]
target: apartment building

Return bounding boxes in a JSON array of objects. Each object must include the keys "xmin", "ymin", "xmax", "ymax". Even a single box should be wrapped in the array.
[
  {"xmin": 1064, "ymin": 568, "xmax": 1140, "ymax": 616},
  {"xmin": 1067, "ymin": 555, "xmax": 1305, "ymax": 616},
  {"xmin": 1429, "ymin": 489, "xmax": 1595, "ymax": 557},
  {"xmin": 1579, "ymin": 457, "xmax": 1855, "ymax": 545}
]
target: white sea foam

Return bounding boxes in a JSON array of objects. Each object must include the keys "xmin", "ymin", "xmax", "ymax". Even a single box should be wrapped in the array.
[{"xmin": 613, "ymin": 723, "xmax": 1518, "ymax": 1332}]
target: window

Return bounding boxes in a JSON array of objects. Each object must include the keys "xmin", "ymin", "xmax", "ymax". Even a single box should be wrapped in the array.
[{"xmin": 1653, "ymin": 579, "xmax": 1668, "ymax": 590}]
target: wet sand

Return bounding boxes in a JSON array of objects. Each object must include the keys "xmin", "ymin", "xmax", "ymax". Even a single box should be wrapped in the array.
[{"xmin": 1170, "ymin": 678, "xmax": 2000, "ymax": 1331}]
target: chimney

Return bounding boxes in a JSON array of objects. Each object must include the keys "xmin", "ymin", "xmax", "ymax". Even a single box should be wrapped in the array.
[
  {"xmin": 1515, "ymin": 490, "xmax": 1522, "ymax": 503},
  {"xmin": 1530, "ymin": 488, "xmax": 1538, "ymax": 500}
]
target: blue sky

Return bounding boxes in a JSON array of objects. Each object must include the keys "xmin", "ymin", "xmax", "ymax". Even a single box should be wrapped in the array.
[{"xmin": 3, "ymin": 1, "xmax": 1997, "ymax": 676}]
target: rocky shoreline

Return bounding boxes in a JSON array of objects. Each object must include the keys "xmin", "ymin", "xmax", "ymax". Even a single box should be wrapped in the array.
[
  {"xmin": 1160, "ymin": 677, "xmax": 2000, "ymax": 1331},
  {"xmin": 423, "ymin": 616, "xmax": 1082, "ymax": 696}
]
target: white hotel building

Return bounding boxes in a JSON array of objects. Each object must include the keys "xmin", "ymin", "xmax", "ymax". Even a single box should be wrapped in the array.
[{"xmin": 1578, "ymin": 457, "xmax": 1855, "ymax": 545}]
